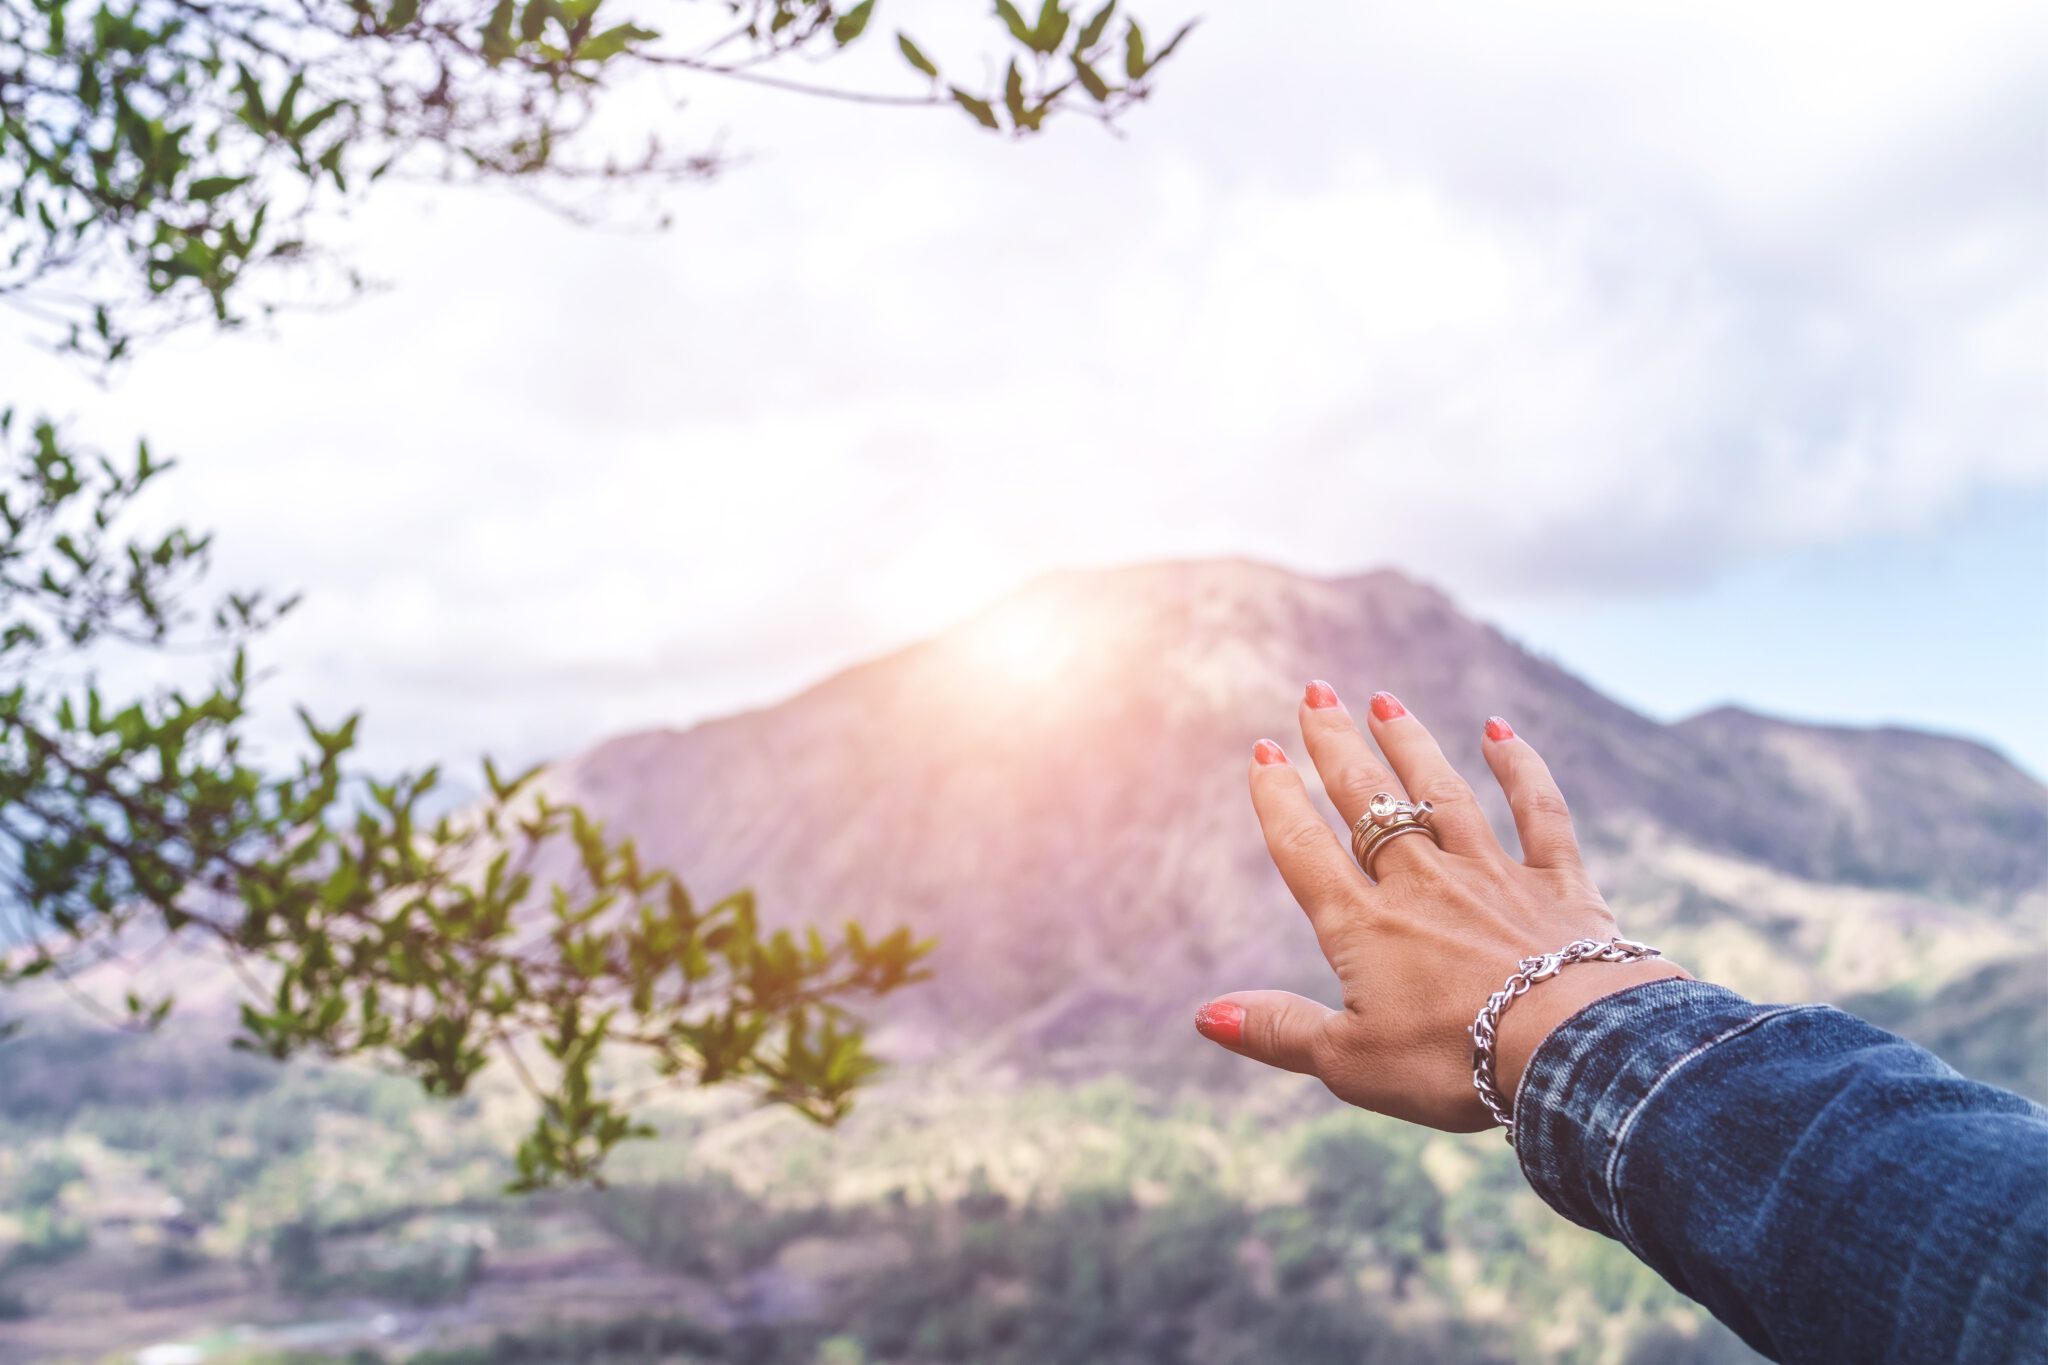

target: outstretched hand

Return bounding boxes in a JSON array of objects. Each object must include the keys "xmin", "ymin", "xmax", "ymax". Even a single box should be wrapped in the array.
[{"xmin": 1195, "ymin": 682, "xmax": 1685, "ymax": 1132}]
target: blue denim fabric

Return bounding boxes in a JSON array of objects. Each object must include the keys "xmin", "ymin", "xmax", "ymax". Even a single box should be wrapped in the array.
[{"xmin": 1514, "ymin": 979, "xmax": 2048, "ymax": 1364}]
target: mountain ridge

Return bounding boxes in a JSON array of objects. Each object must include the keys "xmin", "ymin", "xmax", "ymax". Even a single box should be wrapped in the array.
[{"xmin": 537, "ymin": 559, "xmax": 2045, "ymax": 1045}]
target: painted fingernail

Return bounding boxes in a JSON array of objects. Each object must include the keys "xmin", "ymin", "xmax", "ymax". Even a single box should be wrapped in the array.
[
  {"xmin": 1370, "ymin": 691, "xmax": 1406, "ymax": 721},
  {"xmin": 1304, "ymin": 680, "xmax": 1341, "ymax": 710},
  {"xmin": 1252, "ymin": 739, "xmax": 1288, "ymax": 766},
  {"xmin": 1195, "ymin": 1000, "xmax": 1244, "ymax": 1045},
  {"xmin": 1485, "ymin": 716, "xmax": 1515, "ymax": 742}
]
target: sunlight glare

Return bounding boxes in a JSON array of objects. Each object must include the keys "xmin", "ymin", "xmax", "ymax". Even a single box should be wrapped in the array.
[{"xmin": 952, "ymin": 593, "xmax": 1083, "ymax": 693}]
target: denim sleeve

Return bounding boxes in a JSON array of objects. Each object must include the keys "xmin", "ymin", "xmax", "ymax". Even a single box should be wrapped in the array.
[{"xmin": 1513, "ymin": 978, "xmax": 2048, "ymax": 1364}]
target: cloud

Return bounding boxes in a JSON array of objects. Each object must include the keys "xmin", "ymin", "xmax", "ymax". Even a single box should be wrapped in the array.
[{"xmin": 5, "ymin": 0, "xmax": 2044, "ymax": 769}]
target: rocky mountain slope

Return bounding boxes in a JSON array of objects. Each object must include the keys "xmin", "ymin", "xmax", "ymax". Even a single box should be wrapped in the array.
[{"xmin": 539, "ymin": 560, "xmax": 2048, "ymax": 1064}]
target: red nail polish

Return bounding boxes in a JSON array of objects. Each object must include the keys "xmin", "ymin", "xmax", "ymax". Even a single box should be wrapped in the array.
[
  {"xmin": 1304, "ymin": 680, "xmax": 1341, "ymax": 710},
  {"xmin": 1195, "ymin": 1000, "xmax": 1244, "ymax": 1044},
  {"xmin": 1370, "ymin": 692, "xmax": 1406, "ymax": 721},
  {"xmin": 1485, "ymin": 716, "xmax": 1515, "ymax": 742},
  {"xmin": 1252, "ymin": 739, "xmax": 1287, "ymax": 766}
]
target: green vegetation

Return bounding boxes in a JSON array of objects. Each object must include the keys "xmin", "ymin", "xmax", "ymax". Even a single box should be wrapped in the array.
[
  {"xmin": 0, "ymin": 1027, "xmax": 1765, "ymax": 1363},
  {"xmin": 3, "ymin": 0, "xmax": 1193, "ymax": 367},
  {"xmin": 0, "ymin": 414, "xmax": 931, "ymax": 1188}
]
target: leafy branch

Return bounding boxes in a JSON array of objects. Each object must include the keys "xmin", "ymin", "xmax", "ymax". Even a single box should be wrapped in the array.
[
  {"xmin": 1, "ymin": 0, "xmax": 1196, "ymax": 364},
  {"xmin": 0, "ymin": 413, "xmax": 934, "ymax": 1186}
]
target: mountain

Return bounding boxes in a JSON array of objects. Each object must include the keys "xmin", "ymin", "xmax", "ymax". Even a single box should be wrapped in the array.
[{"xmin": 541, "ymin": 559, "xmax": 2048, "ymax": 1062}]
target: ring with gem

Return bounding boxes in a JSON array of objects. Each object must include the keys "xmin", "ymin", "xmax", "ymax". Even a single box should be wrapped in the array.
[{"xmin": 1349, "ymin": 793, "xmax": 1441, "ymax": 879}]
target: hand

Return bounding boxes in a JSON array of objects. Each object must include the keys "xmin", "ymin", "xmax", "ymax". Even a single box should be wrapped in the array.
[{"xmin": 1195, "ymin": 683, "xmax": 1686, "ymax": 1131}]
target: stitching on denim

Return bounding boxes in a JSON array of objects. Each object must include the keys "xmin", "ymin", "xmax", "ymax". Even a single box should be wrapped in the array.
[
  {"xmin": 1603, "ymin": 1005, "xmax": 1822, "ymax": 1257},
  {"xmin": 1511, "ymin": 979, "xmax": 1712, "ymax": 1154}
]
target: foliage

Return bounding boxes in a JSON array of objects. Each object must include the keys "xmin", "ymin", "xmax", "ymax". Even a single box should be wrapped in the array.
[
  {"xmin": 0, "ymin": 413, "xmax": 932, "ymax": 1185},
  {"xmin": 269, "ymin": 1218, "xmax": 324, "ymax": 1293},
  {"xmin": 1, "ymin": 0, "xmax": 1196, "ymax": 363},
  {"xmin": 0, "ymin": 1206, "xmax": 91, "ymax": 1270},
  {"xmin": 13, "ymin": 1151, "xmax": 82, "ymax": 1208},
  {"xmin": 267, "ymin": 1216, "xmax": 485, "ymax": 1303},
  {"xmin": 326, "ymin": 1171, "xmax": 1477, "ymax": 1365},
  {"xmin": 1293, "ymin": 1115, "xmax": 1445, "ymax": 1284},
  {"xmin": 0, "ymin": 1064, "xmax": 1771, "ymax": 1363},
  {"xmin": 593, "ymin": 1168, "xmax": 839, "ymax": 1274}
]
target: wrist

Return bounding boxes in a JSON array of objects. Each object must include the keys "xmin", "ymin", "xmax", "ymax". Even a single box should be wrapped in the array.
[{"xmin": 1492, "ymin": 957, "xmax": 1690, "ymax": 1102}]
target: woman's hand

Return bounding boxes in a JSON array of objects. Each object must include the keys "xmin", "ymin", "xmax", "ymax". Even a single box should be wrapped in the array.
[{"xmin": 1195, "ymin": 682, "xmax": 1685, "ymax": 1132}]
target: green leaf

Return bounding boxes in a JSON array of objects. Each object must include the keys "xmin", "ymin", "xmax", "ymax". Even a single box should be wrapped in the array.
[
  {"xmin": 950, "ymin": 87, "xmax": 1000, "ymax": 129},
  {"xmin": 187, "ymin": 176, "xmax": 249, "ymax": 202},
  {"xmin": 575, "ymin": 21, "xmax": 655, "ymax": 61},
  {"xmin": 1124, "ymin": 19, "xmax": 1147, "ymax": 78},
  {"xmin": 1152, "ymin": 19, "xmax": 1196, "ymax": 67},
  {"xmin": 275, "ymin": 72, "xmax": 306, "ymax": 131},
  {"xmin": 992, "ymin": 0, "xmax": 1032, "ymax": 45},
  {"xmin": 1032, "ymin": 0, "xmax": 1068, "ymax": 54},
  {"xmin": 832, "ymin": 0, "xmax": 875, "ymax": 44},
  {"xmin": 481, "ymin": 0, "xmax": 516, "ymax": 63},
  {"xmin": 295, "ymin": 99, "xmax": 347, "ymax": 139},
  {"xmin": 233, "ymin": 63, "xmax": 266, "ymax": 131},
  {"xmin": 897, "ymin": 32, "xmax": 938, "ymax": 77},
  {"xmin": 1072, "ymin": 56, "xmax": 1109, "ymax": 101},
  {"xmin": 1074, "ymin": 0, "xmax": 1114, "ymax": 50},
  {"xmin": 385, "ymin": 0, "xmax": 418, "ymax": 27},
  {"xmin": 520, "ymin": 0, "xmax": 555, "ymax": 42},
  {"xmin": 1003, "ymin": 59, "xmax": 1026, "ymax": 124}
]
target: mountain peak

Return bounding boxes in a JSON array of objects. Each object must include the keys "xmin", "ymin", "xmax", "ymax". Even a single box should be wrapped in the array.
[{"xmin": 536, "ymin": 557, "xmax": 2048, "ymax": 1038}]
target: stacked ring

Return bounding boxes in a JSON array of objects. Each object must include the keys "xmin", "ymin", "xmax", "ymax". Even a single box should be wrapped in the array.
[{"xmin": 1349, "ymin": 792, "xmax": 1442, "ymax": 881}]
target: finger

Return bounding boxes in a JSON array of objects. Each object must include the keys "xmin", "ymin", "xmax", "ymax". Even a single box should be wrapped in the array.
[
  {"xmin": 1360, "ymin": 690, "xmax": 1495, "ymax": 855},
  {"xmin": 1481, "ymin": 715, "xmax": 1584, "ymax": 870},
  {"xmin": 1299, "ymin": 682, "xmax": 1440, "ymax": 879},
  {"xmin": 1194, "ymin": 990, "xmax": 1337, "ymax": 1077},
  {"xmin": 1298, "ymin": 678, "xmax": 1403, "ymax": 831},
  {"xmin": 1248, "ymin": 739, "xmax": 1370, "ymax": 957}
]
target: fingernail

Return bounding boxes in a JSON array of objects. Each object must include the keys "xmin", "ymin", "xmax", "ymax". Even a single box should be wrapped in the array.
[
  {"xmin": 1195, "ymin": 1000, "xmax": 1244, "ymax": 1044},
  {"xmin": 1485, "ymin": 716, "xmax": 1515, "ymax": 742},
  {"xmin": 1370, "ymin": 692, "xmax": 1406, "ymax": 721},
  {"xmin": 1304, "ymin": 680, "xmax": 1342, "ymax": 710},
  {"xmin": 1252, "ymin": 739, "xmax": 1288, "ymax": 766}
]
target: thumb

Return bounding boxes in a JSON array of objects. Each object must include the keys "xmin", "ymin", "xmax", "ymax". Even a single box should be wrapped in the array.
[{"xmin": 1194, "ymin": 990, "xmax": 1337, "ymax": 1077}]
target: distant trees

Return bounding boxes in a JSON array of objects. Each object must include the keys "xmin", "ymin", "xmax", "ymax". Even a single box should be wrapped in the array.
[
  {"xmin": 568, "ymin": 1141, "xmax": 1464, "ymax": 1364},
  {"xmin": 0, "ymin": 0, "xmax": 1193, "ymax": 1185}
]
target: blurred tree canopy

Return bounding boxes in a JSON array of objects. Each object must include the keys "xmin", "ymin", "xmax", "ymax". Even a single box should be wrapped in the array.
[{"xmin": 0, "ymin": 0, "xmax": 1194, "ymax": 1185}]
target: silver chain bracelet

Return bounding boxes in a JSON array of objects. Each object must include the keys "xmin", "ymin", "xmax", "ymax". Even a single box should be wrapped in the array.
[{"xmin": 1469, "ymin": 936, "xmax": 1663, "ymax": 1146}]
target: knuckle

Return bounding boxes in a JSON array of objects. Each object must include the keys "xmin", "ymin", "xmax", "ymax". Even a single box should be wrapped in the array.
[
  {"xmin": 1336, "ymin": 762, "xmax": 1392, "ymax": 808},
  {"xmin": 1256, "ymin": 1010, "xmax": 1298, "ymax": 1061},
  {"xmin": 1380, "ymin": 846, "xmax": 1456, "ymax": 894},
  {"xmin": 1305, "ymin": 1020, "xmax": 1349, "ymax": 1077},
  {"xmin": 1276, "ymin": 818, "xmax": 1334, "ymax": 858},
  {"xmin": 1416, "ymin": 776, "xmax": 1477, "ymax": 810},
  {"xmin": 1518, "ymin": 787, "xmax": 1573, "ymax": 821},
  {"xmin": 1400, "ymin": 860, "xmax": 1458, "ymax": 898}
]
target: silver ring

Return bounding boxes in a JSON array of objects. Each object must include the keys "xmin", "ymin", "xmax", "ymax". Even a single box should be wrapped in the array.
[
  {"xmin": 1358, "ymin": 821, "xmax": 1436, "ymax": 881},
  {"xmin": 1353, "ymin": 791, "xmax": 1434, "ymax": 835},
  {"xmin": 1349, "ymin": 791, "xmax": 1443, "ymax": 876},
  {"xmin": 1349, "ymin": 794, "xmax": 1435, "ymax": 858}
]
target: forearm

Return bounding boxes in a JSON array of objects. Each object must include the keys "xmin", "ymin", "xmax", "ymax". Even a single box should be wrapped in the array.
[{"xmin": 1514, "ymin": 979, "xmax": 2048, "ymax": 1364}]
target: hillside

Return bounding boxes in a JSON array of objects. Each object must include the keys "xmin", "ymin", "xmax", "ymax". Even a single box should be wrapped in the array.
[{"xmin": 541, "ymin": 559, "xmax": 2048, "ymax": 1044}]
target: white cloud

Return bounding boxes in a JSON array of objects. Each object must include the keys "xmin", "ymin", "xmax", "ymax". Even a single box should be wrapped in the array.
[{"xmin": 5, "ymin": 0, "xmax": 2045, "ymax": 771}]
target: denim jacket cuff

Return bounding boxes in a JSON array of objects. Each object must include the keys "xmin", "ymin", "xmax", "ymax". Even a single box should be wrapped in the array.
[{"xmin": 1511, "ymin": 978, "xmax": 1802, "ymax": 1251}]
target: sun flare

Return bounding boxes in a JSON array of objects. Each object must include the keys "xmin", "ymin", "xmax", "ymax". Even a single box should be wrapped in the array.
[{"xmin": 952, "ymin": 594, "xmax": 1085, "ymax": 691}]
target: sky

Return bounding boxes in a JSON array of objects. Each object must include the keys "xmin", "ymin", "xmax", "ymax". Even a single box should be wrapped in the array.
[{"xmin": 7, "ymin": 0, "xmax": 2047, "ymax": 783}]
